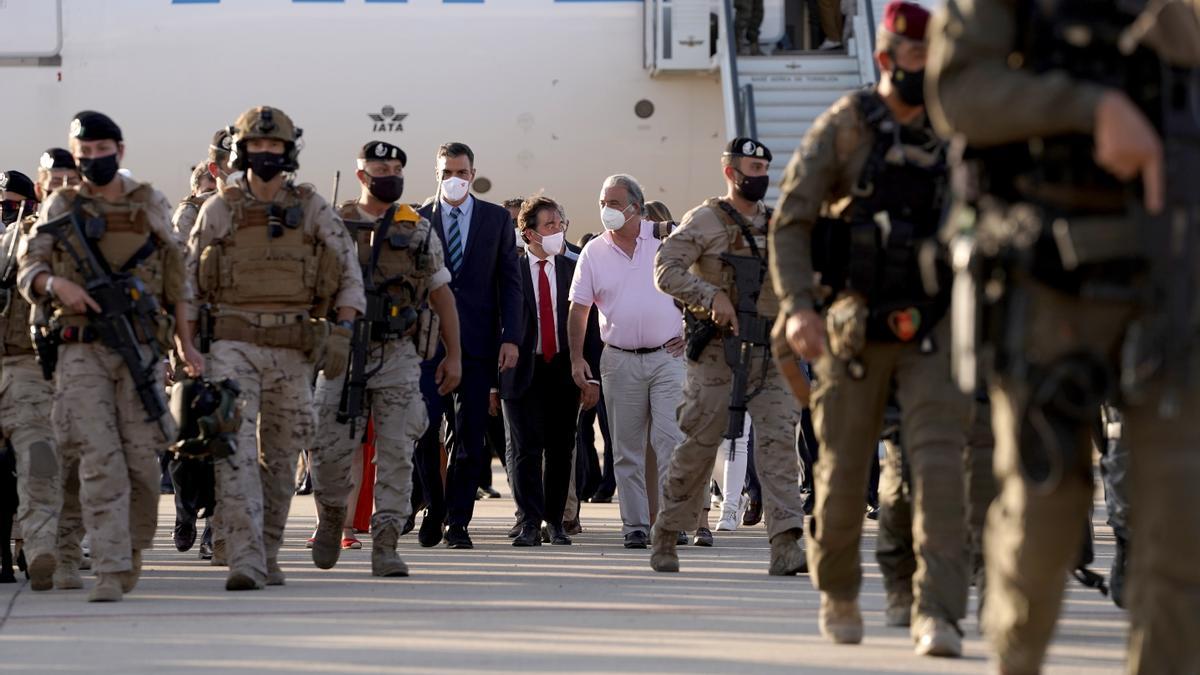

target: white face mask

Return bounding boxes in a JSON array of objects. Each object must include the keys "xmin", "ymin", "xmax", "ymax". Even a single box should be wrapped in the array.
[
  {"xmin": 600, "ymin": 205, "xmax": 629, "ymax": 231},
  {"xmin": 539, "ymin": 231, "xmax": 565, "ymax": 256},
  {"xmin": 515, "ymin": 228, "xmax": 526, "ymax": 250},
  {"xmin": 441, "ymin": 176, "xmax": 469, "ymax": 203}
]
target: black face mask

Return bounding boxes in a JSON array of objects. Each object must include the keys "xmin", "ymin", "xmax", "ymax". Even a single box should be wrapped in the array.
[
  {"xmin": 79, "ymin": 154, "xmax": 120, "ymax": 186},
  {"xmin": 246, "ymin": 152, "xmax": 289, "ymax": 182},
  {"xmin": 734, "ymin": 172, "xmax": 771, "ymax": 203},
  {"xmin": 891, "ymin": 63, "xmax": 926, "ymax": 107},
  {"xmin": 1, "ymin": 201, "xmax": 21, "ymax": 225},
  {"xmin": 367, "ymin": 175, "xmax": 404, "ymax": 204}
]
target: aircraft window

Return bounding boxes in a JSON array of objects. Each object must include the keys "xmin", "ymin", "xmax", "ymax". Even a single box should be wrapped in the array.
[{"xmin": 635, "ymin": 100, "xmax": 655, "ymax": 120}]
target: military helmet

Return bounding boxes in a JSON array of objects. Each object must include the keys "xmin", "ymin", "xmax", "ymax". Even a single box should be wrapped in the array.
[
  {"xmin": 228, "ymin": 106, "xmax": 303, "ymax": 173},
  {"xmin": 170, "ymin": 377, "xmax": 242, "ymax": 461}
]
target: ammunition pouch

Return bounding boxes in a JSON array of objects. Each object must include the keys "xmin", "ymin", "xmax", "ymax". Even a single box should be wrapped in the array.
[
  {"xmin": 683, "ymin": 310, "xmax": 719, "ymax": 362},
  {"xmin": 364, "ymin": 291, "xmax": 418, "ymax": 342},
  {"xmin": 415, "ymin": 306, "xmax": 441, "ymax": 361},
  {"xmin": 825, "ymin": 292, "xmax": 869, "ymax": 378},
  {"xmin": 1019, "ymin": 354, "xmax": 1110, "ymax": 493}
]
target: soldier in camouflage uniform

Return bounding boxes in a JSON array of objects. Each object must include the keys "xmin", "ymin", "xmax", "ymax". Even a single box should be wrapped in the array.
[
  {"xmin": 172, "ymin": 129, "xmax": 233, "ymax": 244},
  {"xmin": 650, "ymin": 137, "xmax": 808, "ymax": 577},
  {"xmin": 30, "ymin": 150, "xmax": 89, "ymax": 583},
  {"xmin": 769, "ymin": 2, "xmax": 971, "ymax": 655},
  {"xmin": 18, "ymin": 111, "xmax": 202, "ymax": 602},
  {"xmin": 309, "ymin": 141, "xmax": 461, "ymax": 577},
  {"xmin": 0, "ymin": 170, "xmax": 60, "ymax": 592},
  {"xmin": 928, "ymin": 0, "xmax": 1200, "ymax": 668},
  {"xmin": 187, "ymin": 106, "xmax": 364, "ymax": 591}
]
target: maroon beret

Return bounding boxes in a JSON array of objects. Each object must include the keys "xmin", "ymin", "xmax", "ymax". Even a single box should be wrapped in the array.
[{"xmin": 883, "ymin": 1, "xmax": 930, "ymax": 42}]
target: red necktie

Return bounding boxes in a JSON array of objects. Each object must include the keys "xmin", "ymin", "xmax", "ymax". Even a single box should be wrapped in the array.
[{"xmin": 538, "ymin": 260, "xmax": 557, "ymax": 363}]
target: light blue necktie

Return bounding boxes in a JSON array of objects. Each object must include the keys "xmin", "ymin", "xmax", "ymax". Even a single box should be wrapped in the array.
[{"xmin": 446, "ymin": 206, "xmax": 464, "ymax": 274}]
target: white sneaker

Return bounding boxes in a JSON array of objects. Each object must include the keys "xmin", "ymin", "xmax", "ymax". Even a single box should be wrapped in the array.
[
  {"xmin": 716, "ymin": 513, "xmax": 740, "ymax": 532},
  {"xmin": 818, "ymin": 39, "xmax": 843, "ymax": 51}
]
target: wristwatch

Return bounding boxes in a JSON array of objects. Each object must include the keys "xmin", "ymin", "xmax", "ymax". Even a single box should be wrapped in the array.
[
  {"xmin": 337, "ymin": 319, "xmax": 354, "ymax": 330},
  {"xmin": 44, "ymin": 275, "xmax": 56, "ymax": 299}
]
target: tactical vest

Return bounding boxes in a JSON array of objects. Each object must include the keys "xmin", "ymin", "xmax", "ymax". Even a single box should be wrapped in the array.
[
  {"xmin": 49, "ymin": 184, "xmax": 168, "ymax": 317},
  {"xmin": 0, "ymin": 217, "xmax": 37, "ymax": 355},
  {"xmin": 337, "ymin": 200, "xmax": 437, "ymax": 317},
  {"xmin": 699, "ymin": 198, "xmax": 777, "ymax": 319},
  {"xmin": 197, "ymin": 183, "xmax": 330, "ymax": 311},
  {"xmin": 813, "ymin": 89, "xmax": 950, "ymax": 342},
  {"xmin": 976, "ymin": 0, "xmax": 1162, "ymax": 212}
]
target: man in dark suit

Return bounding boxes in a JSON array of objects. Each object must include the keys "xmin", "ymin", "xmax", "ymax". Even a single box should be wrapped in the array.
[
  {"xmin": 414, "ymin": 142, "xmax": 523, "ymax": 549},
  {"xmin": 501, "ymin": 197, "xmax": 599, "ymax": 547}
]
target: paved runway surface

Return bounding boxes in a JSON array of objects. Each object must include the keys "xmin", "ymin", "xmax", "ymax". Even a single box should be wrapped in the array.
[{"xmin": 0, "ymin": 471, "xmax": 1127, "ymax": 674}]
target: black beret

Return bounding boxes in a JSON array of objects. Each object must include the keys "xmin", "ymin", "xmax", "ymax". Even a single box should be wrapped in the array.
[
  {"xmin": 359, "ymin": 141, "xmax": 406, "ymax": 166},
  {"xmin": 0, "ymin": 170, "xmax": 36, "ymax": 200},
  {"xmin": 210, "ymin": 128, "xmax": 233, "ymax": 155},
  {"xmin": 70, "ymin": 110, "xmax": 123, "ymax": 142},
  {"xmin": 724, "ymin": 137, "xmax": 773, "ymax": 162},
  {"xmin": 39, "ymin": 148, "xmax": 76, "ymax": 171}
]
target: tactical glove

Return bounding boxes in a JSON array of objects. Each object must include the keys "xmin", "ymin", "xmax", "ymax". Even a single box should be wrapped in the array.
[{"xmin": 324, "ymin": 324, "xmax": 353, "ymax": 379}]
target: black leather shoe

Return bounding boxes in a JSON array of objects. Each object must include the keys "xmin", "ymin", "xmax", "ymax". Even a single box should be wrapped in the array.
[
  {"xmin": 444, "ymin": 525, "xmax": 474, "ymax": 549},
  {"xmin": 418, "ymin": 512, "xmax": 444, "ymax": 548},
  {"xmin": 173, "ymin": 520, "xmax": 197, "ymax": 552},
  {"xmin": 693, "ymin": 527, "xmax": 714, "ymax": 547},
  {"xmin": 624, "ymin": 531, "xmax": 648, "ymax": 549},
  {"xmin": 546, "ymin": 524, "xmax": 572, "ymax": 546},
  {"xmin": 198, "ymin": 525, "xmax": 214, "ymax": 560},
  {"xmin": 479, "ymin": 486, "xmax": 502, "ymax": 499},
  {"xmin": 512, "ymin": 525, "xmax": 541, "ymax": 547},
  {"xmin": 742, "ymin": 499, "xmax": 763, "ymax": 526},
  {"xmin": 401, "ymin": 512, "xmax": 416, "ymax": 536},
  {"xmin": 507, "ymin": 521, "xmax": 523, "ymax": 538},
  {"xmin": 563, "ymin": 518, "xmax": 582, "ymax": 536},
  {"xmin": 589, "ymin": 494, "xmax": 613, "ymax": 504},
  {"xmin": 676, "ymin": 531, "xmax": 689, "ymax": 545}
]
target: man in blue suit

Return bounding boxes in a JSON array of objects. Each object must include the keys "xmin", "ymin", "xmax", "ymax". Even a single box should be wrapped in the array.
[{"xmin": 414, "ymin": 142, "xmax": 523, "ymax": 549}]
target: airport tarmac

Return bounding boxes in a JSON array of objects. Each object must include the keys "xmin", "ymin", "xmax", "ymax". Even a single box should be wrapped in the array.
[{"xmin": 0, "ymin": 471, "xmax": 1126, "ymax": 674}]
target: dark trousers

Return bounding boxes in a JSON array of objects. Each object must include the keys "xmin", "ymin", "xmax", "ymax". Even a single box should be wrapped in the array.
[
  {"xmin": 576, "ymin": 390, "xmax": 613, "ymax": 499},
  {"xmin": 503, "ymin": 357, "xmax": 580, "ymax": 529},
  {"xmin": 413, "ymin": 355, "xmax": 495, "ymax": 528},
  {"xmin": 480, "ymin": 413, "xmax": 507, "ymax": 489}
]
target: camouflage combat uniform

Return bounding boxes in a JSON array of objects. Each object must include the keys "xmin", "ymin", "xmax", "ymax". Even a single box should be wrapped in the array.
[
  {"xmin": 653, "ymin": 198, "xmax": 808, "ymax": 566},
  {"xmin": 309, "ymin": 200, "xmax": 449, "ymax": 575},
  {"xmin": 18, "ymin": 174, "xmax": 185, "ymax": 581},
  {"xmin": 187, "ymin": 176, "xmax": 363, "ymax": 589}
]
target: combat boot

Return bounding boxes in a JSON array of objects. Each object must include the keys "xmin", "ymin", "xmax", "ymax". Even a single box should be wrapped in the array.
[
  {"xmin": 371, "ymin": 527, "xmax": 410, "ymax": 577},
  {"xmin": 768, "ymin": 528, "xmax": 808, "ymax": 576},
  {"xmin": 885, "ymin": 591, "xmax": 913, "ymax": 627},
  {"xmin": 649, "ymin": 524, "xmax": 680, "ymax": 573},
  {"xmin": 311, "ymin": 504, "xmax": 347, "ymax": 570},
  {"xmin": 88, "ymin": 573, "xmax": 123, "ymax": 603},
  {"xmin": 28, "ymin": 552, "xmax": 55, "ymax": 591},
  {"xmin": 912, "ymin": 615, "xmax": 962, "ymax": 657},
  {"xmin": 266, "ymin": 559, "xmax": 286, "ymax": 586},
  {"xmin": 225, "ymin": 570, "xmax": 264, "ymax": 591},
  {"xmin": 211, "ymin": 539, "xmax": 227, "ymax": 567},
  {"xmin": 818, "ymin": 593, "xmax": 863, "ymax": 644},
  {"xmin": 119, "ymin": 549, "xmax": 141, "ymax": 593},
  {"xmin": 54, "ymin": 564, "xmax": 83, "ymax": 590}
]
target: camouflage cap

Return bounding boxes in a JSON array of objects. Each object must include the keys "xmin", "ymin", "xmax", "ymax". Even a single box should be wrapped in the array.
[{"xmin": 229, "ymin": 106, "xmax": 300, "ymax": 145}]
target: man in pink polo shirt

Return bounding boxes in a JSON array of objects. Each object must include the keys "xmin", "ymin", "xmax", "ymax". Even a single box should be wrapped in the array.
[{"xmin": 567, "ymin": 174, "xmax": 685, "ymax": 549}]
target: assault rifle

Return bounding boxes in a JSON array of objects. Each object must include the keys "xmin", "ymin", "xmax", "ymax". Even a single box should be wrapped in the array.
[
  {"xmin": 720, "ymin": 252, "xmax": 771, "ymax": 441},
  {"xmin": 46, "ymin": 202, "xmax": 171, "ymax": 439}
]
